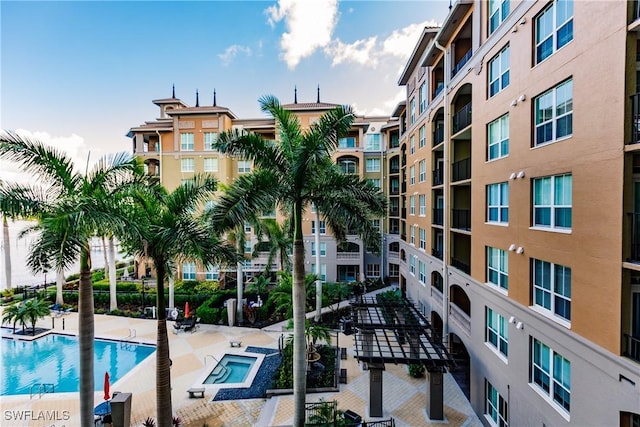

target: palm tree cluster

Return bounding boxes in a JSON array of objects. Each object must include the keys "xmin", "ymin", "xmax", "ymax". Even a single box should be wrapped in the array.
[{"xmin": 2, "ymin": 297, "xmax": 50, "ymax": 335}]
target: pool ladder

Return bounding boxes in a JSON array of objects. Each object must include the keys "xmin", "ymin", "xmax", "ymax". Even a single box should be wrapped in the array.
[
  {"xmin": 204, "ymin": 354, "xmax": 229, "ymax": 381},
  {"xmin": 120, "ymin": 329, "xmax": 137, "ymax": 351},
  {"xmin": 30, "ymin": 383, "xmax": 55, "ymax": 399}
]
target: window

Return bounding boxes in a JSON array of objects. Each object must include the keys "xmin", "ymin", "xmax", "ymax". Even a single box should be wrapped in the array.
[
  {"xmin": 419, "ymin": 228, "xmax": 426, "ymax": 250},
  {"xmin": 488, "ymin": 114, "xmax": 509, "ymax": 160},
  {"xmin": 338, "ymin": 137, "xmax": 356, "ymax": 148},
  {"xmin": 487, "ymin": 247, "xmax": 508, "ymax": 290},
  {"xmin": 487, "ymin": 182, "xmax": 509, "ymax": 224},
  {"xmin": 410, "ymin": 98, "xmax": 416, "ymax": 124},
  {"xmin": 489, "ymin": 0, "xmax": 509, "ymax": 34},
  {"xmin": 204, "ymin": 157, "xmax": 218, "ymax": 172},
  {"xmin": 238, "ymin": 160, "xmax": 251, "ymax": 173},
  {"xmin": 419, "ymin": 195, "xmax": 426, "ymax": 216},
  {"xmin": 311, "ymin": 242, "xmax": 327, "ymax": 256},
  {"xmin": 409, "ymin": 255, "xmax": 416, "ymax": 275},
  {"xmin": 311, "ymin": 263, "xmax": 327, "ymax": 281},
  {"xmin": 410, "ymin": 225, "xmax": 416, "ymax": 245},
  {"xmin": 535, "ymin": 0, "xmax": 573, "ymax": 64},
  {"xmin": 489, "ymin": 45, "xmax": 510, "ymax": 97},
  {"xmin": 532, "ymin": 259, "xmax": 571, "ymax": 322},
  {"xmin": 182, "ymin": 262, "xmax": 196, "ymax": 280},
  {"xmin": 244, "ymin": 222, "xmax": 252, "ymax": 232},
  {"xmin": 367, "ymin": 263, "xmax": 380, "ymax": 278},
  {"xmin": 410, "ymin": 135, "xmax": 415, "ymax": 154},
  {"xmin": 419, "ymin": 82, "xmax": 427, "ymax": 113},
  {"xmin": 419, "ymin": 261, "xmax": 426, "ymax": 284},
  {"xmin": 486, "ymin": 307, "xmax": 508, "ymax": 357},
  {"xmin": 531, "ymin": 338, "xmax": 571, "ymax": 412},
  {"xmin": 534, "ymin": 79, "xmax": 573, "ymax": 146},
  {"xmin": 203, "ymin": 132, "xmax": 218, "ymax": 150},
  {"xmin": 389, "ymin": 263, "xmax": 399, "ymax": 277},
  {"xmin": 205, "ymin": 265, "xmax": 219, "ymax": 281},
  {"xmin": 312, "ymin": 221, "xmax": 326, "ymax": 234},
  {"xmin": 409, "ymin": 196, "xmax": 416, "ymax": 215},
  {"xmin": 365, "ymin": 134, "xmax": 381, "ymax": 151},
  {"xmin": 419, "ymin": 160, "xmax": 426, "ymax": 182},
  {"xmin": 366, "ymin": 158, "xmax": 381, "ymax": 172},
  {"xmin": 368, "ymin": 178, "xmax": 381, "ymax": 189},
  {"xmin": 485, "ymin": 380, "xmax": 509, "ymax": 427},
  {"xmin": 419, "ymin": 125, "xmax": 426, "ymax": 148},
  {"xmin": 181, "ymin": 158, "xmax": 194, "ymax": 172},
  {"xmin": 339, "ymin": 159, "xmax": 357, "ymax": 174},
  {"xmin": 410, "ymin": 166, "xmax": 415, "ymax": 185},
  {"xmin": 180, "ymin": 133, "xmax": 194, "ymax": 151},
  {"xmin": 533, "ymin": 174, "xmax": 572, "ymax": 230}
]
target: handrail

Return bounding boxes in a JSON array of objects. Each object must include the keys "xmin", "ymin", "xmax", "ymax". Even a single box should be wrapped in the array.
[
  {"xmin": 30, "ymin": 383, "xmax": 55, "ymax": 399},
  {"xmin": 204, "ymin": 354, "xmax": 228, "ymax": 376}
]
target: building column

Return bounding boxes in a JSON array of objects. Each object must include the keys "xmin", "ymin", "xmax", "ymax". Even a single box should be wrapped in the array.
[
  {"xmin": 369, "ymin": 363, "xmax": 385, "ymax": 418},
  {"xmin": 425, "ymin": 368, "xmax": 444, "ymax": 421}
]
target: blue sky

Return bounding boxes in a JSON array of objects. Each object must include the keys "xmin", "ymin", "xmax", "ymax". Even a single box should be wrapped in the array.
[{"xmin": 1, "ymin": 0, "xmax": 449, "ymax": 180}]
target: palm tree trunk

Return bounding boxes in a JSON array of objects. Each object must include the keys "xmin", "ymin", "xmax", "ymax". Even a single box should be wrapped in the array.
[
  {"xmin": 101, "ymin": 237, "xmax": 109, "ymax": 276},
  {"xmin": 108, "ymin": 237, "xmax": 117, "ymax": 311},
  {"xmin": 168, "ymin": 275, "xmax": 175, "ymax": 309},
  {"xmin": 314, "ymin": 211, "xmax": 322, "ymax": 322},
  {"xmin": 155, "ymin": 262, "xmax": 173, "ymax": 427},
  {"xmin": 237, "ymin": 260, "xmax": 244, "ymax": 325},
  {"xmin": 78, "ymin": 244, "xmax": 95, "ymax": 427},
  {"xmin": 2, "ymin": 215, "xmax": 12, "ymax": 291},
  {"xmin": 55, "ymin": 267, "xmax": 65, "ymax": 305},
  {"xmin": 292, "ymin": 203, "xmax": 307, "ymax": 427}
]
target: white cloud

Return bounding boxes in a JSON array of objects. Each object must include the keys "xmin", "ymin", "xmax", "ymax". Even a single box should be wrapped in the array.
[
  {"xmin": 218, "ymin": 44, "xmax": 253, "ymax": 66},
  {"xmin": 265, "ymin": 0, "xmax": 339, "ymax": 69},
  {"xmin": 352, "ymin": 88, "xmax": 405, "ymax": 117},
  {"xmin": 324, "ymin": 36, "xmax": 377, "ymax": 67}
]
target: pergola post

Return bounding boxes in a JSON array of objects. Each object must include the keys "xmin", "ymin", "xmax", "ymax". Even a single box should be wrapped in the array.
[
  {"xmin": 426, "ymin": 368, "xmax": 444, "ymax": 421},
  {"xmin": 368, "ymin": 363, "xmax": 385, "ymax": 417}
]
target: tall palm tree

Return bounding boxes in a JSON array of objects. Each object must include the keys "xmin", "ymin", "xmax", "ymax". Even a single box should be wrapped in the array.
[
  {"xmin": 252, "ymin": 217, "xmax": 292, "ymax": 273},
  {"xmin": 121, "ymin": 175, "xmax": 236, "ymax": 427},
  {"xmin": 0, "ymin": 130, "xmax": 143, "ymax": 427},
  {"xmin": 210, "ymin": 96, "xmax": 387, "ymax": 426},
  {"xmin": 2, "ymin": 214, "xmax": 11, "ymax": 291},
  {"xmin": 22, "ymin": 297, "xmax": 50, "ymax": 335}
]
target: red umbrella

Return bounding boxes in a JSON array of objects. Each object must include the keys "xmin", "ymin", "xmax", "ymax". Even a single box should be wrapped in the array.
[
  {"xmin": 185, "ymin": 302, "xmax": 190, "ymax": 318},
  {"xmin": 103, "ymin": 372, "xmax": 110, "ymax": 401}
]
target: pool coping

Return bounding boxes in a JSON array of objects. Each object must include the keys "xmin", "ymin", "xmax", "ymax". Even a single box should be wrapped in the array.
[{"xmin": 193, "ymin": 350, "xmax": 266, "ymax": 396}]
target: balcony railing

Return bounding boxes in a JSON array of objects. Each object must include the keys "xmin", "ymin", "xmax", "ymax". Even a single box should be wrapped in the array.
[
  {"xmin": 624, "ymin": 334, "xmax": 640, "ymax": 363},
  {"xmin": 388, "ymin": 251, "xmax": 399, "ymax": 260},
  {"xmin": 336, "ymin": 252, "xmax": 360, "ymax": 260},
  {"xmin": 452, "ymin": 102, "xmax": 472, "ymax": 134},
  {"xmin": 432, "ymin": 248, "xmax": 443, "ymax": 260},
  {"xmin": 389, "ymin": 208, "xmax": 400, "ymax": 217},
  {"xmin": 630, "ymin": 213, "xmax": 640, "ymax": 262},
  {"xmin": 635, "ymin": 0, "xmax": 640, "ymax": 21},
  {"xmin": 451, "ymin": 257, "xmax": 470, "ymax": 274},
  {"xmin": 452, "ymin": 49, "xmax": 472, "ymax": 78},
  {"xmin": 433, "ymin": 82, "xmax": 444, "ymax": 99},
  {"xmin": 431, "ymin": 287, "xmax": 443, "ymax": 306},
  {"xmin": 452, "ymin": 209, "xmax": 471, "ymax": 230},
  {"xmin": 433, "ymin": 126, "xmax": 444, "ymax": 146},
  {"xmin": 452, "ymin": 157, "xmax": 471, "ymax": 182},
  {"xmin": 390, "ymin": 165, "xmax": 400, "ymax": 174},
  {"xmin": 632, "ymin": 94, "xmax": 640, "ymax": 144},
  {"xmin": 401, "ymin": 208, "xmax": 407, "ymax": 219},
  {"xmin": 449, "ymin": 303, "xmax": 471, "ymax": 337},
  {"xmin": 432, "ymin": 168, "xmax": 443, "ymax": 186},
  {"xmin": 432, "ymin": 208, "xmax": 443, "ymax": 226}
]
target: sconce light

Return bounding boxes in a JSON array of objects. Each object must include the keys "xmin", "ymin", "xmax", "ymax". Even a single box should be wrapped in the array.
[
  {"xmin": 518, "ymin": 94, "xmax": 527, "ymax": 103},
  {"xmin": 508, "ymin": 244, "xmax": 516, "ymax": 251},
  {"xmin": 520, "ymin": 17, "xmax": 527, "ymax": 25},
  {"xmin": 516, "ymin": 171, "xmax": 526, "ymax": 179},
  {"xmin": 516, "ymin": 322, "xmax": 524, "ymax": 330},
  {"xmin": 516, "ymin": 247, "xmax": 524, "ymax": 254},
  {"xmin": 509, "ymin": 316, "xmax": 516, "ymax": 324},
  {"xmin": 510, "ymin": 99, "xmax": 517, "ymax": 107},
  {"xmin": 511, "ymin": 26, "xmax": 518, "ymax": 33},
  {"xmin": 509, "ymin": 172, "xmax": 517, "ymax": 180}
]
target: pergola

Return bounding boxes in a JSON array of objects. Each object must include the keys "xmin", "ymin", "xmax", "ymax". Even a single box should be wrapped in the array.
[{"xmin": 349, "ymin": 295, "xmax": 455, "ymax": 420}]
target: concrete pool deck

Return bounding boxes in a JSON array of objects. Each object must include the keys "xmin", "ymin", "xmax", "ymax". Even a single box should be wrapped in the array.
[{"xmin": 0, "ymin": 310, "xmax": 481, "ymax": 427}]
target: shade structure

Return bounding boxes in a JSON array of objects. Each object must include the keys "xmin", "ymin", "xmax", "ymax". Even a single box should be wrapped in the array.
[
  {"xmin": 185, "ymin": 301, "xmax": 190, "ymax": 318},
  {"xmin": 103, "ymin": 371, "xmax": 110, "ymax": 401}
]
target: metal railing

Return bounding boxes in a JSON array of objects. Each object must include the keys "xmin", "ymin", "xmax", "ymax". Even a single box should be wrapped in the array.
[
  {"xmin": 432, "ymin": 168, "xmax": 443, "ymax": 186},
  {"xmin": 432, "ymin": 248, "xmax": 443, "ymax": 260},
  {"xmin": 623, "ymin": 334, "xmax": 640, "ymax": 363},
  {"xmin": 452, "ymin": 209, "xmax": 471, "ymax": 230},
  {"xmin": 452, "ymin": 49, "xmax": 472, "ymax": 78},
  {"xmin": 452, "ymin": 157, "xmax": 471, "ymax": 182},
  {"xmin": 433, "ymin": 125, "xmax": 444, "ymax": 146},
  {"xmin": 30, "ymin": 383, "xmax": 55, "ymax": 399},
  {"xmin": 635, "ymin": 0, "xmax": 640, "ymax": 21},
  {"xmin": 432, "ymin": 208, "xmax": 444, "ymax": 226},
  {"xmin": 630, "ymin": 212, "xmax": 640, "ymax": 261},
  {"xmin": 451, "ymin": 257, "xmax": 470, "ymax": 274},
  {"xmin": 452, "ymin": 102, "xmax": 472, "ymax": 134}
]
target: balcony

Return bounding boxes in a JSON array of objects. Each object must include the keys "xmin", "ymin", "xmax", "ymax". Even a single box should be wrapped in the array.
[
  {"xmin": 432, "ymin": 287, "xmax": 443, "ymax": 306},
  {"xmin": 336, "ymin": 252, "xmax": 360, "ymax": 260},
  {"xmin": 632, "ymin": 94, "xmax": 640, "ymax": 144},
  {"xmin": 451, "ymin": 50, "xmax": 472, "ymax": 78},
  {"xmin": 433, "ymin": 126, "xmax": 444, "ymax": 146},
  {"xmin": 452, "ymin": 157, "xmax": 471, "ymax": 182},
  {"xmin": 451, "ymin": 257, "xmax": 470, "ymax": 274},
  {"xmin": 630, "ymin": 213, "xmax": 640, "ymax": 262},
  {"xmin": 433, "ymin": 82, "xmax": 444, "ymax": 99},
  {"xmin": 452, "ymin": 209, "xmax": 471, "ymax": 231},
  {"xmin": 433, "ymin": 168, "xmax": 443, "ymax": 186},
  {"xmin": 624, "ymin": 334, "xmax": 640, "ymax": 363},
  {"xmin": 432, "ymin": 208, "xmax": 443, "ymax": 226},
  {"xmin": 635, "ymin": 0, "xmax": 640, "ymax": 22},
  {"xmin": 432, "ymin": 248, "xmax": 443, "ymax": 260},
  {"xmin": 452, "ymin": 102, "xmax": 472, "ymax": 134},
  {"xmin": 449, "ymin": 303, "xmax": 471, "ymax": 337},
  {"xmin": 401, "ymin": 208, "xmax": 407, "ymax": 219},
  {"xmin": 390, "ymin": 165, "xmax": 400, "ymax": 174},
  {"xmin": 390, "ymin": 187, "xmax": 400, "ymax": 196},
  {"xmin": 389, "ymin": 208, "xmax": 400, "ymax": 217}
]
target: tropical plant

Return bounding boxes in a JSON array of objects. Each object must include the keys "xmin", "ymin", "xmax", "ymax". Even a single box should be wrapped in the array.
[
  {"xmin": 119, "ymin": 175, "xmax": 236, "ymax": 427},
  {"xmin": 252, "ymin": 217, "xmax": 292, "ymax": 273},
  {"xmin": 305, "ymin": 398, "xmax": 346, "ymax": 427},
  {"xmin": 209, "ymin": 96, "xmax": 387, "ymax": 425},
  {"xmin": 22, "ymin": 297, "xmax": 50, "ymax": 335},
  {"xmin": 2, "ymin": 214, "xmax": 11, "ymax": 290},
  {"xmin": 304, "ymin": 320, "xmax": 332, "ymax": 350},
  {"xmin": 1, "ymin": 300, "xmax": 24, "ymax": 332},
  {"xmin": 408, "ymin": 363, "xmax": 425, "ymax": 378},
  {"xmin": 0, "ymin": 130, "xmax": 144, "ymax": 427},
  {"xmin": 324, "ymin": 282, "xmax": 351, "ymax": 314}
]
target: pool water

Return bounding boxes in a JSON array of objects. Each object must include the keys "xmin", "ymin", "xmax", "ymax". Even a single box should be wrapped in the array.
[
  {"xmin": 1, "ymin": 333, "xmax": 155, "ymax": 396},
  {"xmin": 203, "ymin": 355, "xmax": 257, "ymax": 385}
]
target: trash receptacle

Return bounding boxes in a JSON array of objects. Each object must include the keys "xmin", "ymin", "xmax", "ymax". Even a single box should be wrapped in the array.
[{"xmin": 344, "ymin": 409, "xmax": 361, "ymax": 425}]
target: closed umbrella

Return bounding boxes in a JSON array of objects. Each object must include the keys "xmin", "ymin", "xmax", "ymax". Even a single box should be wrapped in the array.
[
  {"xmin": 185, "ymin": 301, "xmax": 190, "ymax": 318},
  {"xmin": 103, "ymin": 371, "xmax": 110, "ymax": 401}
]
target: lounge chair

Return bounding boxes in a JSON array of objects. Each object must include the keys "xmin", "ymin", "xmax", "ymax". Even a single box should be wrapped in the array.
[{"xmin": 173, "ymin": 316, "xmax": 198, "ymax": 333}]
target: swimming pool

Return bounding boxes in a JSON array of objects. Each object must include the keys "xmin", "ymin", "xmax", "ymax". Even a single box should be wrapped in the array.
[
  {"xmin": 1, "ymin": 333, "xmax": 155, "ymax": 396},
  {"xmin": 204, "ymin": 354, "xmax": 257, "ymax": 385}
]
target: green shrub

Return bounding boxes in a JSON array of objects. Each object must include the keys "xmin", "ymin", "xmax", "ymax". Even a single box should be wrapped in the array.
[
  {"xmin": 196, "ymin": 306, "xmax": 220, "ymax": 324},
  {"xmin": 408, "ymin": 364, "xmax": 425, "ymax": 378},
  {"xmin": 91, "ymin": 270, "xmax": 105, "ymax": 282}
]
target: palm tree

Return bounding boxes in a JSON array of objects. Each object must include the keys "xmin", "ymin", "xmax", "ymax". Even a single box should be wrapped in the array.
[
  {"xmin": 120, "ymin": 174, "xmax": 236, "ymax": 427},
  {"xmin": 252, "ymin": 217, "xmax": 292, "ymax": 273},
  {"xmin": 210, "ymin": 96, "xmax": 387, "ymax": 426},
  {"xmin": 2, "ymin": 300, "xmax": 24, "ymax": 333},
  {"xmin": 22, "ymin": 297, "xmax": 50, "ymax": 335},
  {"xmin": 2, "ymin": 214, "xmax": 11, "ymax": 291},
  {"xmin": 0, "ymin": 130, "xmax": 143, "ymax": 427}
]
